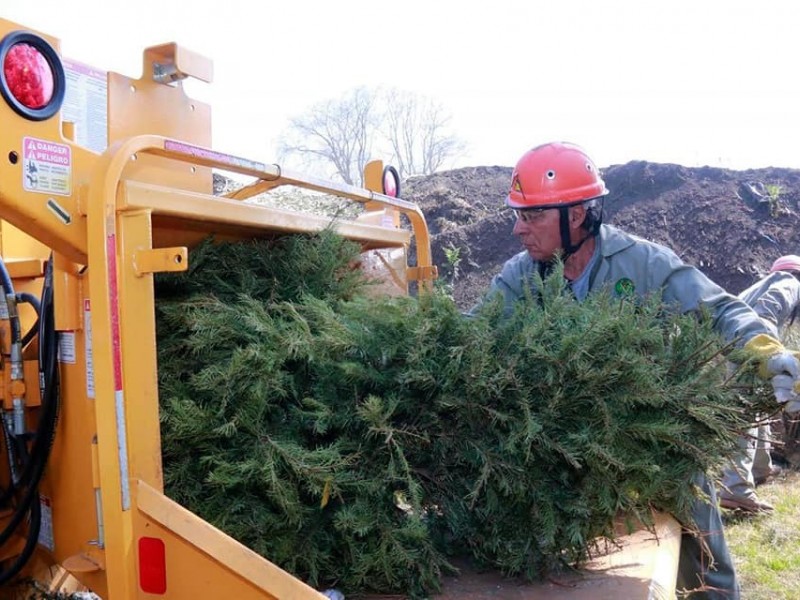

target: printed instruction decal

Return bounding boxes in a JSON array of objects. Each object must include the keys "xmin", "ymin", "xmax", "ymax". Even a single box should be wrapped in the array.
[
  {"xmin": 84, "ymin": 299, "xmax": 95, "ymax": 399},
  {"xmin": 23, "ymin": 136, "xmax": 72, "ymax": 196},
  {"xmin": 38, "ymin": 496, "xmax": 55, "ymax": 552},
  {"xmin": 62, "ymin": 58, "xmax": 108, "ymax": 153}
]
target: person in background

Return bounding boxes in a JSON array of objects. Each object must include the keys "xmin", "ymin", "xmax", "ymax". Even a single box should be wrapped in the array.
[
  {"xmin": 719, "ymin": 255, "xmax": 800, "ymax": 513},
  {"xmin": 469, "ymin": 142, "xmax": 800, "ymax": 600}
]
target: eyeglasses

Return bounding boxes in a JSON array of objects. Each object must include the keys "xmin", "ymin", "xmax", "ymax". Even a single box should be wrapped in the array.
[{"xmin": 512, "ymin": 208, "xmax": 549, "ymax": 223}]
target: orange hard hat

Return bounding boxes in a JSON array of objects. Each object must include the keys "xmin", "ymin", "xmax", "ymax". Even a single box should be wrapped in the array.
[
  {"xmin": 506, "ymin": 142, "xmax": 608, "ymax": 209},
  {"xmin": 770, "ymin": 255, "xmax": 800, "ymax": 273}
]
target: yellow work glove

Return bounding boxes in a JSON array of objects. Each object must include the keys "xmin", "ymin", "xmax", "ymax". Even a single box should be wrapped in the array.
[{"xmin": 743, "ymin": 333, "xmax": 800, "ymax": 402}]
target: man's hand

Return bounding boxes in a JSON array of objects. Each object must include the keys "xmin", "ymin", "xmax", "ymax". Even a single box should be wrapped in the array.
[
  {"xmin": 772, "ymin": 374, "xmax": 800, "ymax": 413},
  {"xmin": 743, "ymin": 334, "xmax": 800, "ymax": 408},
  {"xmin": 766, "ymin": 351, "xmax": 800, "ymax": 380},
  {"xmin": 744, "ymin": 334, "xmax": 800, "ymax": 393}
]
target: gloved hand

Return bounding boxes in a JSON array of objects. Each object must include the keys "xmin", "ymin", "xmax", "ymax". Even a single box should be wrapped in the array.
[
  {"xmin": 744, "ymin": 334, "xmax": 800, "ymax": 392},
  {"xmin": 772, "ymin": 374, "xmax": 800, "ymax": 412},
  {"xmin": 766, "ymin": 351, "xmax": 800, "ymax": 380}
]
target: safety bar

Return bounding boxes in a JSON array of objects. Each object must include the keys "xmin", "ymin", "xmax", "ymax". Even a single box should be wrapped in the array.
[{"xmin": 140, "ymin": 137, "xmax": 436, "ymax": 290}]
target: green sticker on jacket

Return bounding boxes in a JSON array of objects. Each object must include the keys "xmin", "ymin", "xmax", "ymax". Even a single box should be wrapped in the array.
[{"xmin": 614, "ymin": 277, "xmax": 635, "ymax": 297}]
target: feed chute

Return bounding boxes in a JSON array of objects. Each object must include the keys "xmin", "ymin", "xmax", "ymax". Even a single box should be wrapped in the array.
[{"xmin": 0, "ymin": 16, "xmax": 436, "ymax": 599}]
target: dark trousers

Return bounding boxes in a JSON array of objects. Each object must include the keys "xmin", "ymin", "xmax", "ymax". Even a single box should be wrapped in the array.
[{"xmin": 676, "ymin": 472, "xmax": 740, "ymax": 599}]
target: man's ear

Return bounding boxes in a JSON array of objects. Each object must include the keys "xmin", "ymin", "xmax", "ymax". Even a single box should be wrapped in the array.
[{"xmin": 569, "ymin": 204, "xmax": 587, "ymax": 228}]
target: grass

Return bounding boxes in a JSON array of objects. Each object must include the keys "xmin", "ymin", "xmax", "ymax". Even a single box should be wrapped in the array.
[
  {"xmin": 723, "ymin": 468, "xmax": 800, "ymax": 599},
  {"xmin": 764, "ymin": 183, "xmax": 785, "ymax": 218}
]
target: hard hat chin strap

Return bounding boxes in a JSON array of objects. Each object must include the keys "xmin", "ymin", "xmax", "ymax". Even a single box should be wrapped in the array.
[{"xmin": 557, "ymin": 205, "xmax": 594, "ymax": 261}]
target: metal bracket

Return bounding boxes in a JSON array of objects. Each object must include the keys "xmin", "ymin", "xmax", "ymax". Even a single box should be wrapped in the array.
[
  {"xmin": 62, "ymin": 551, "xmax": 103, "ymax": 573},
  {"xmin": 146, "ymin": 43, "xmax": 213, "ymax": 84},
  {"xmin": 3, "ymin": 258, "xmax": 45, "ymax": 279},
  {"xmin": 133, "ymin": 247, "xmax": 188, "ymax": 276}
]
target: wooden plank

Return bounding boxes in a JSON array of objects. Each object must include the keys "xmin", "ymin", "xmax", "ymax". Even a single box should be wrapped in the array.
[{"xmin": 430, "ymin": 512, "xmax": 681, "ymax": 600}]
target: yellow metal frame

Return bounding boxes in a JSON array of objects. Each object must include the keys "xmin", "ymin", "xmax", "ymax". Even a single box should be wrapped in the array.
[{"xmin": 0, "ymin": 16, "xmax": 435, "ymax": 599}]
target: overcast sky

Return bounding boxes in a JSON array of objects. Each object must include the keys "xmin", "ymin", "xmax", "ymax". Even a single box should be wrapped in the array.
[{"xmin": 5, "ymin": 0, "xmax": 800, "ymax": 172}]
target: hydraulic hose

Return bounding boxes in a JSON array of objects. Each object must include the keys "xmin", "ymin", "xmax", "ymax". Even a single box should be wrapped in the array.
[
  {"xmin": 15, "ymin": 292, "xmax": 41, "ymax": 314},
  {"xmin": 0, "ymin": 492, "xmax": 41, "ymax": 586},
  {"xmin": 0, "ymin": 256, "xmax": 60, "ymax": 582},
  {"xmin": 32, "ymin": 257, "xmax": 60, "ymax": 473},
  {"xmin": 0, "ymin": 257, "xmax": 20, "ymax": 504},
  {"xmin": 0, "ymin": 259, "xmax": 21, "ymax": 344},
  {"xmin": 0, "ymin": 259, "xmax": 58, "ymax": 503},
  {"xmin": 17, "ymin": 292, "xmax": 41, "ymax": 348}
]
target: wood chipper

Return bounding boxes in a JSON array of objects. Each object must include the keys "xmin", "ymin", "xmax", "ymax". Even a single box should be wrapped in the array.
[{"xmin": 0, "ymin": 17, "xmax": 680, "ymax": 599}]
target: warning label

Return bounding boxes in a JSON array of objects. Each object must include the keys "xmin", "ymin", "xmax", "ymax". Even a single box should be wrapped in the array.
[
  {"xmin": 58, "ymin": 331, "xmax": 77, "ymax": 364},
  {"xmin": 84, "ymin": 299, "xmax": 95, "ymax": 399},
  {"xmin": 63, "ymin": 58, "xmax": 108, "ymax": 153},
  {"xmin": 23, "ymin": 136, "xmax": 72, "ymax": 196},
  {"xmin": 38, "ymin": 495, "xmax": 55, "ymax": 552}
]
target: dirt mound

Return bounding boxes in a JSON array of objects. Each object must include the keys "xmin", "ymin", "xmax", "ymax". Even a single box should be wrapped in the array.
[{"xmin": 403, "ymin": 162, "xmax": 800, "ymax": 310}]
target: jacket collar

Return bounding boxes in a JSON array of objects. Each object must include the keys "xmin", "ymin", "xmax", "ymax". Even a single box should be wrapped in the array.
[
  {"xmin": 586, "ymin": 225, "xmax": 635, "ymax": 289},
  {"xmin": 598, "ymin": 224, "xmax": 635, "ymax": 258}
]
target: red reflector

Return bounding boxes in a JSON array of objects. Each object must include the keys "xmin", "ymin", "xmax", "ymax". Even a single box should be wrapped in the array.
[
  {"xmin": 4, "ymin": 43, "xmax": 54, "ymax": 109},
  {"xmin": 138, "ymin": 536, "xmax": 167, "ymax": 594}
]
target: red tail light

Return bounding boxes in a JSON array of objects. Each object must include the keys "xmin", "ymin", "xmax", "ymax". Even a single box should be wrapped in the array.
[
  {"xmin": 4, "ymin": 42, "xmax": 54, "ymax": 109},
  {"xmin": 382, "ymin": 165, "xmax": 400, "ymax": 197},
  {"xmin": 0, "ymin": 31, "xmax": 65, "ymax": 120}
]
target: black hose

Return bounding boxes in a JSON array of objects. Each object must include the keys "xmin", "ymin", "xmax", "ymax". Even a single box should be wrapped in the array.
[
  {"xmin": 0, "ymin": 436, "xmax": 48, "ymax": 548},
  {"xmin": 20, "ymin": 320, "xmax": 39, "ymax": 349},
  {"xmin": 0, "ymin": 256, "xmax": 60, "ymax": 569},
  {"xmin": 1, "ymin": 258, "xmax": 59, "ymax": 502},
  {"xmin": 0, "ymin": 289, "xmax": 42, "ymax": 498},
  {"xmin": 15, "ymin": 292, "xmax": 41, "ymax": 314},
  {"xmin": 32, "ymin": 257, "xmax": 60, "ymax": 468},
  {"xmin": 0, "ymin": 256, "xmax": 20, "ymax": 505},
  {"xmin": 12, "ymin": 259, "xmax": 57, "ymax": 487},
  {"xmin": 0, "ymin": 493, "xmax": 41, "ymax": 586},
  {"xmin": 16, "ymin": 292, "xmax": 41, "ymax": 350},
  {"xmin": 0, "ymin": 260, "xmax": 20, "ymax": 343}
]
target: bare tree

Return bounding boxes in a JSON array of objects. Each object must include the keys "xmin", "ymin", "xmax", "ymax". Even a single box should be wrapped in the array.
[
  {"xmin": 383, "ymin": 88, "xmax": 465, "ymax": 180},
  {"xmin": 279, "ymin": 87, "xmax": 465, "ymax": 186},
  {"xmin": 278, "ymin": 87, "xmax": 376, "ymax": 186}
]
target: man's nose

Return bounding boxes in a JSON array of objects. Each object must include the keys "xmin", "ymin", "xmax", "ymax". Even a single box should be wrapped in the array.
[{"xmin": 512, "ymin": 218, "xmax": 529, "ymax": 236}]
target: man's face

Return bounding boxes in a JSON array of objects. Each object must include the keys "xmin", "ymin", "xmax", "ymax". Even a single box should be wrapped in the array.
[{"xmin": 512, "ymin": 207, "xmax": 563, "ymax": 261}]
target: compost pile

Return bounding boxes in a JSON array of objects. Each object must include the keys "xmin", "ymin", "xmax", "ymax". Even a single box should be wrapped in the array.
[
  {"xmin": 155, "ymin": 231, "xmax": 764, "ymax": 598},
  {"xmin": 401, "ymin": 162, "xmax": 800, "ymax": 311}
]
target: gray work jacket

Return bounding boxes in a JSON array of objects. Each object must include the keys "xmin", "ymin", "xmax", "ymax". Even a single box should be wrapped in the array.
[
  {"xmin": 470, "ymin": 224, "xmax": 770, "ymax": 345},
  {"xmin": 738, "ymin": 271, "xmax": 800, "ymax": 339}
]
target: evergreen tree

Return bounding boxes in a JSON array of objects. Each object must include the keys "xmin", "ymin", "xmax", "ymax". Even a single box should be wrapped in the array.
[{"xmin": 155, "ymin": 232, "xmax": 767, "ymax": 596}]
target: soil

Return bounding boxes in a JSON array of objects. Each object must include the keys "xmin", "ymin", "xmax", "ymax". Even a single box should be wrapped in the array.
[{"xmin": 402, "ymin": 162, "xmax": 800, "ymax": 310}]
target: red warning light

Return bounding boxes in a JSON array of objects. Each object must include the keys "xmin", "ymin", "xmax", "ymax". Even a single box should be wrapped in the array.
[
  {"xmin": 4, "ymin": 43, "xmax": 54, "ymax": 109},
  {"xmin": 382, "ymin": 166, "xmax": 400, "ymax": 198},
  {"xmin": 0, "ymin": 31, "xmax": 65, "ymax": 121}
]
